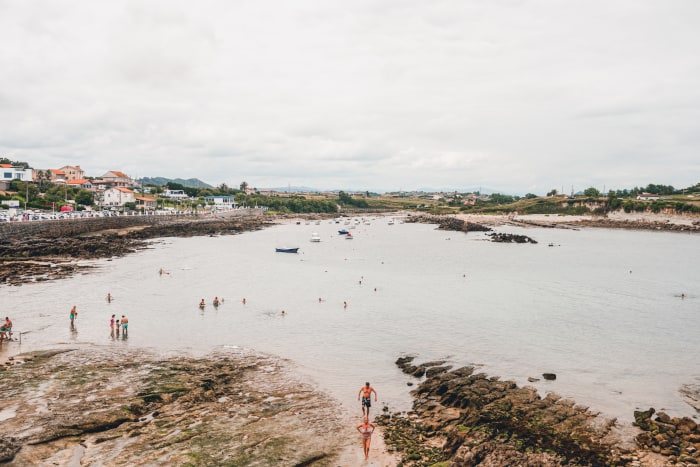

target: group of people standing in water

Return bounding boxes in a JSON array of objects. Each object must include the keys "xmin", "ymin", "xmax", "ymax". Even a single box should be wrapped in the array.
[{"xmin": 66, "ymin": 294, "xmax": 129, "ymax": 339}]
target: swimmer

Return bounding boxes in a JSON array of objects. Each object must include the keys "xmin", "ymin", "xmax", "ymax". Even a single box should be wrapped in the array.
[
  {"xmin": 199, "ymin": 299, "xmax": 206, "ymax": 308},
  {"xmin": 213, "ymin": 297, "xmax": 220, "ymax": 306},
  {"xmin": 242, "ymin": 298, "xmax": 246, "ymax": 305},
  {"xmin": 106, "ymin": 292, "xmax": 112, "ymax": 302},
  {"xmin": 343, "ymin": 301, "xmax": 347, "ymax": 309},
  {"xmin": 280, "ymin": 310, "xmax": 286, "ymax": 316}
]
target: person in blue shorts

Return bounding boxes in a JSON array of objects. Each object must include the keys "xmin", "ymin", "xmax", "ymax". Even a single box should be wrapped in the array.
[{"xmin": 357, "ymin": 382, "xmax": 377, "ymax": 418}]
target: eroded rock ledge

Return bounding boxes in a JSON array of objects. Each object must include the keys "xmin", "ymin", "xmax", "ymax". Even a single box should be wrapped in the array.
[
  {"xmin": 0, "ymin": 348, "xmax": 346, "ymax": 466},
  {"xmin": 404, "ymin": 215, "xmax": 492, "ymax": 233},
  {"xmin": 377, "ymin": 356, "xmax": 700, "ymax": 466},
  {"xmin": 0, "ymin": 216, "xmax": 271, "ymax": 285}
]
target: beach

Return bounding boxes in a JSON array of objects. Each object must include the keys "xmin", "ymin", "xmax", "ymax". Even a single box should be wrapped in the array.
[{"xmin": 1, "ymin": 211, "xmax": 699, "ymax": 465}]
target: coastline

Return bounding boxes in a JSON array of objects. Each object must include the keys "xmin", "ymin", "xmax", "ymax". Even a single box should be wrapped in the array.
[{"xmin": 1, "ymin": 212, "xmax": 699, "ymax": 465}]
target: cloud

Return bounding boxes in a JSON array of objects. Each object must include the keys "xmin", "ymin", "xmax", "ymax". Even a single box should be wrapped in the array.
[{"xmin": 1, "ymin": 1, "xmax": 699, "ymax": 193}]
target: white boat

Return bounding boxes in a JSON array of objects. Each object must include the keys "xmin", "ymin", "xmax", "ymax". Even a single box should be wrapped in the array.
[
  {"xmin": 310, "ymin": 232, "xmax": 321, "ymax": 242},
  {"xmin": 387, "ymin": 218, "xmax": 395, "ymax": 225}
]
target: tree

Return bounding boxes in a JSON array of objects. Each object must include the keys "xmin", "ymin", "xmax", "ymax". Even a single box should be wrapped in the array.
[
  {"xmin": 75, "ymin": 189, "xmax": 94, "ymax": 206},
  {"xmin": 583, "ymin": 187, "xmax": 601, "ymax": 197},
  {"xmin": 524, "ymin": 193, "xmax": 537, "ymax": 199},
  {"xmin": 240, "ymin": 181, "xmax": 249, "ymax": 192},
  {"xmin": 547, "ymin": 189, "xmax": 558, "ymax": 197}
]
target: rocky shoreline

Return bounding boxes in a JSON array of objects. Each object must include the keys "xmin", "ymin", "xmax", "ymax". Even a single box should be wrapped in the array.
[
  {"xmin": 0, "ymin": 348, "xmax": 353, "ymax": 466},
  {"xmin": 376, "ymin": 357, "xmax": 700, "ymax": 466},
  {"xmin": 0, "ymin": 215, "xmax": 272, "ymax": 285}
]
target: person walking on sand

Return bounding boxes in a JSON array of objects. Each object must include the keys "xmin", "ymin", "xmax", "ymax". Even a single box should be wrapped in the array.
[
  {"xmin": 106, "ymin": 292, "xmax": 112, "ymax": 303},
  {"xmin": 356, "ymin": 416, "xmax": 376, "ymax": 460},
  {"xmin": 110, "ymin": 314, "xmax": 115, "ymax": 337},
  {"xmin": 358, "ymin": 382, "xmax": 377, "ymax": 418}
]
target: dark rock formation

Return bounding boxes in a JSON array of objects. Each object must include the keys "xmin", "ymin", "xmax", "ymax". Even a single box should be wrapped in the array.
[
  {"xmin": 0, "ymin": 215, "xmax": 271, "ymax": 285},
  {"xmin": 404, "ymin": 215, "xmax": 492, "ymax": 233},
  {"xmin": 633, "ymin": 408, "xmax": 700, "ymax": 461},
  {"xmin": 380, "ymin": 357, "xmax": 639, "ymax": 466},
  {"xmin": 487, "ymin": 232, "xmax": 538, "ymax": 244}
]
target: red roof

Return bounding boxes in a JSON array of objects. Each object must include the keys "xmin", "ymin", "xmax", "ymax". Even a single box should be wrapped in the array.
[
  {"xmin": 115, "ymin": 187, "xmax": 133, "ymax": 193},
  {"xmin": 108, "ymin": 171, "xmax": 129, "ymax": 178},
  {"xmin": 67, "ymin": 179, "xmax": 91, "ymax": 185},
  {"xmin": 0, "ymin": 163, "xmax": 11, "ymax": 168}
]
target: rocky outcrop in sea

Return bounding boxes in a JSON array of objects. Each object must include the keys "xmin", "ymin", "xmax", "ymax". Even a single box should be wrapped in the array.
[{"xmin": 377, "ymin": 356, "xmax": 700, "ymax": 466}]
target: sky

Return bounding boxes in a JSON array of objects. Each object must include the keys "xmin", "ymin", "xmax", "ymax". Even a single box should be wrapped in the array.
[{"xmin": 1, "ymin": 1, "xmax": 699, "ymax": 195}]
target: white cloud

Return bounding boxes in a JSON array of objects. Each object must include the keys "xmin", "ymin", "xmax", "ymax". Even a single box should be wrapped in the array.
[{"xmin": 1, "ymin": 0, "xmax": 699, "ymax": 193}]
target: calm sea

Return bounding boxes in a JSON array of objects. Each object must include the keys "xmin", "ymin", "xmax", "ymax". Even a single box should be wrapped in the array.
[{"xmin": 2, "ymin": 217, "xmax": 698, "ymax": 424}]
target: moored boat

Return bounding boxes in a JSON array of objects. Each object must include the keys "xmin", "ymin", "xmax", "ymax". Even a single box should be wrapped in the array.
[
  {"xmin": 338, "ymin": 229, "xmax": 349, "ymax": 235},
  {"xmin": 310, "ymin": 233, "xmax": 321, "ymax": 242},
  {"xmin": 275, "ymin": 247, "xmax": 300, "ymax": 253}
]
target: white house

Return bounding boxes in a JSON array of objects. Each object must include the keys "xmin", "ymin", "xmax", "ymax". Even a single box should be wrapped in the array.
[
  {"xmin": 163, "ymin": 189, "xmax": 188, "ymax": 199},
  {"xmin": 1, "ymin": 163, "xmax": 33, "ymax": 182},
  {"xmin": 204, "ymin": 195, "xmax": 236, "ymax": 208},
  {"xmin": 102, "ymin": 187, "xmax": 136, "ymax": 207},
  {"xmin": 636, "ymin": 192, "xmax": 661, "ymax": 201}
]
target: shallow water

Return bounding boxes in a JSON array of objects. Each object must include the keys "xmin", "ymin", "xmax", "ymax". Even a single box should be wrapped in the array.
[{"xmin": 2, "ymin": 217, "xmax": 699, "ymax": 423}]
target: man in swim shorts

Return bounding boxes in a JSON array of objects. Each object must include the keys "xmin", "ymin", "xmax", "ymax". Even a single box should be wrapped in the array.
[{"xmin": 357, "ymin": 382, "xmax": 377, "ymax": 418}]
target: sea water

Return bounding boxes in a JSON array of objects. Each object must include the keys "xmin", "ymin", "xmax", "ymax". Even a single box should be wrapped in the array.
[{"xmin": 2, "ymin": 218, "xmax": 698, "ymax": 424}]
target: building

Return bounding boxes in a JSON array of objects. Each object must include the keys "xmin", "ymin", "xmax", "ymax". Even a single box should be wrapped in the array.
[
  {"xmin": 204, "ymin": 195, "xmax": 237, "ymax": 208},
  {"xmin": 98, "ymin": 171, "xmax": 133, "ymax": 188},
  {"xmin": 1, "ymin": 163, "xmax": 33, "ymax": 183},
  {"xmin": 135, "ymin": 196, "xmax": 157, "ymax": 210},
  {"xmin": 162, "ymin": 189, "xmax": 188, "ymax": 199},
  {"xmin": 102, "ymin": 187, "xmax": 135, "ymax": 207},
  {"xmin": 58, "ymin": 165, "xmax": 85, "ymax": 181},
  {"xmin": 67, "ymin": 179, "xmax": 94, "ymax": 191},
  {"xmin": 49, "ymin": 169, "xmax": 67, "ymax": 184},
  {"xmin": 636, "ymin": 193, "xmax": 661, "ymax": 201}
]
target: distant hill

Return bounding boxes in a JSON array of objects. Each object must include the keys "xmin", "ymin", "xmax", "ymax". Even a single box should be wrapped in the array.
[
  {"xmin": 264, "ymin": 186, "xmax": 321, "ymax": 193},
  {"xmin": 140, "ymin": 177, "xmax": 213, "ymax": 189}
]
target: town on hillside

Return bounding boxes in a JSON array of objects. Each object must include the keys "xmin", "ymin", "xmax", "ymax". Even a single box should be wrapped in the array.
[{"xmin": 1, "ymin": 158, "xmax": 699, "ymax": 221}]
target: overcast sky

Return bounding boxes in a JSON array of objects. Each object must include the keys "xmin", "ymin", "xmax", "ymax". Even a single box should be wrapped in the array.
[{"xmin": 1, "ymin": 1, "xmax": 698, "ymax": 194}]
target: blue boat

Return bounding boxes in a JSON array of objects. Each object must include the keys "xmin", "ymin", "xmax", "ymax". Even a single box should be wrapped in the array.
[
  {"xmin": 338, "ymin": 229, "xmax": 349, "ymax": 235},
  {"xmin": 276, "ymin": 247, "xmax": 299, "ymax": 253}
]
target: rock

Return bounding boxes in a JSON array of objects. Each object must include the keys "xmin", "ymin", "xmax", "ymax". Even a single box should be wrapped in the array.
[
  {"xmin": 0, "ymin": 437, "xmax": 21, "ymax": 462},
  {"xmin": 542, "ymin": 373, "xmax": 556, "ymax": 380},
  {"xmin": 527, "ymin": 377, "xmax": 540, "ymax": 382}
]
